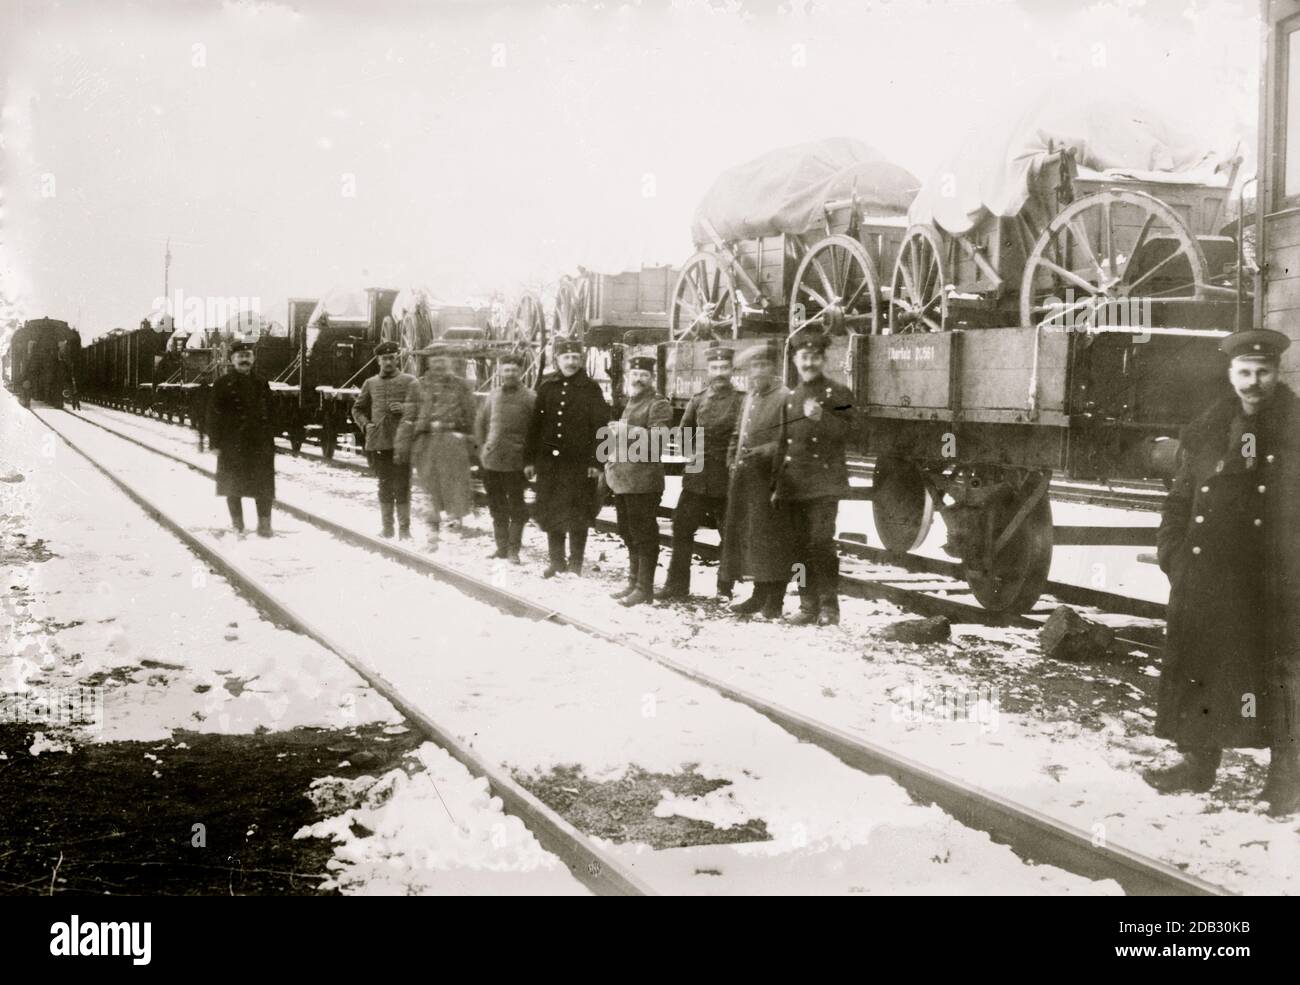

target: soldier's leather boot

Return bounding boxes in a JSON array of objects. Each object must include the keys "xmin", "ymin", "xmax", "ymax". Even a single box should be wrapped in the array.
[
  {"xmin": 730, "ymin": 587, "xmax": 766, "ymax": 616},
  {"xmin": 380, "ymin": 501, "xmax": 396, "ymax": 539},
  {"xmin": 396, "ymin": 502, "xmax": 411, "ymax": 540},
  {"xmin": 506, "ymin": 520, "xmax": 524, "ymax": 564},
  {"xmin": 817, "ymin": 593, "xmax": 841, "ymax": 626},
  {"xmin": 1142, "ymin": 748, "xmax": 1221, "ymax": 794},
  {"xmin": 758, "ymin": 583, "xmax": 785, "ymax": 621},
  {"xmin": 488, "ymin": 519, "xmax": 509, "ymax": 559},
  {"xmin": 658, "ymin": 551, "xmax": 691, "ymax": 601},
  {"xmin": 426, "ymin": 522, "xmax": 441, "ymax": 553},
  {"xmin": 620, "ymin": 547, "xmax": 657, "ymax": 607},
  {"xmin": 543, "ymin": 533, "xmax": 566, "ymax": 578},
  {"xmin": 611, "ymin": 554, "xmax": 640, "ymax": 599},
  {"xmin": 715, "ymin": 580, "xmax": 735, "ymax": 603},
  {"xmin": 227, "ymin": 499, "xmax": 245, "ymax": 534},
  {"xmin": 567, "ymin": 529, "xmax": 588, "ymax": 576},
  {"xmin": 256, "ymin": 515, "xmax": 273, "ymax": 538}
]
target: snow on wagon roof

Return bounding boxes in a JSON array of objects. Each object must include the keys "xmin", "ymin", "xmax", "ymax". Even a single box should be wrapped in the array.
[
  {"xmin": 690, "ymin": 137, "xmax": 920, "ymax": 246},
  {"xmin": 909, "ymin": 93, "xmax": 1238, "ymax": 237}
]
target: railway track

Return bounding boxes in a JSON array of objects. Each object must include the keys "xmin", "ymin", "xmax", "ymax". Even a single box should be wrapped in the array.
[
  {"xmin": 82, "ymin": 398, "xmax": 1168, "ymax": 653},
  {"xmin": 40, "ymin": 404, "xmax": 1223, "ymax": 896}
]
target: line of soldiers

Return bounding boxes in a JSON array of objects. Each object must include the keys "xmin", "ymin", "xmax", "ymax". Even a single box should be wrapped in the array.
[{"xmin": 350, "ymin": 327, "xmax": 855, "ymax": 618}]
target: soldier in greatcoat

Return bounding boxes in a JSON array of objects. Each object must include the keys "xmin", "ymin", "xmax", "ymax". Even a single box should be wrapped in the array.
[
  {"xmin": 605, "ymin": 354, "xmax": 673, "ymax": 606},
  {"xmin": 719, "ymin": 340, "xmax": 795, "ymax": 620},
  {"xmin": 524, "ymin": 338, "xmax": 610, "ymax": 577},
  {"xmin": 207, "ymin": 341, "xmax": 276, "ymax": 537},
  {"xmin": 774, "ymin": 326, "xmax": 855, "ymax": 626},
  {"xmin": 394, "ymin": 348, "xmax": 476, "ymax": 549},
  {"xmin": 352, "ymin": 340, "xmax": 417, "ymax": 539},
  {"xmin": 657, "ymin": 344, "xmax": 744, "ymax": 603},
  {"xmin": 1146, "ymin": 328, "xmax": 1300, "ymax": 816}
]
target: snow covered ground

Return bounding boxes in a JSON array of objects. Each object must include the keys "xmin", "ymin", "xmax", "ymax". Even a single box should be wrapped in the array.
[
  {"xmin": 70, "ymin": 403, "xmax": 1300, "ymax": 893},
  {"xmin": 33, "ymin": 403, "xmax": 1118, "ymax": 894},
  {"xmin": 0, "ymin": 393, "xmax": 586, "ymax": 895}
]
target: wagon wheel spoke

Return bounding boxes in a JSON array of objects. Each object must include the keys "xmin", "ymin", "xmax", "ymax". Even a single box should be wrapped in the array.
[
  {"xmin": 1124, "ymin": 249, "xmax": 1197, "ymax": 295},
  {"xmin": 1123, "ymin": 213, "xmax": 1158, "ymax": 280},
  {"xmin": 812, "ymin": 254, "xmax": 836, "ymax": 300},
  {"xmin": 1034, "ymin": 257, "xmax": 1103, "ymax": 298},
  {"xmin": 1101, "ymin": 199, "xmax": 1117, "ymax": 281},
  {"xmin": 796, "ymin": 279, "xmax": 831, "ymax": 310},
  {"xmin": 841, "ymin": 275, "xmax": 870, "ymax": 312},
  {"xmin": 1067, "ymin": 218, "xmax": 1107, "ymax": 284}
]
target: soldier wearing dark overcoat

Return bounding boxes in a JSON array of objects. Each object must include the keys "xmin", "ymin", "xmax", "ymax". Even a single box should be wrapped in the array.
[
  {"xmin": 207, "ymin": 341, "xmax": 276, "ymax": 537},
  {"xmin": 720, "ymin": 341, "xmax": 795, "ymax": 620},
  {"xmin": 604, "ymin": 354, "xmax": 673, "ymax": 606},
  {"xmin": 1146, "ymin": 328, "xmax": 1300, "ymax": 816},
  {"xmin": 523, "ymin": 338, "xmax": 610, "ymax": 577},
  {"xmin": 774, "ymin": 326, "xmax": 855, "ymax": 626},
  {"xmin": 352, "ymin": 340, "xmax": 416, "ymax": 539},
  {"xmin": 657, "ymin": 345, "xmax": 744, "ymax": 602}
]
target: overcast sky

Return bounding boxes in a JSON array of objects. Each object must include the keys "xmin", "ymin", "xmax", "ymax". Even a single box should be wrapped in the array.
[{"xmin": 0, "ymin": 0, "xmax": 1259, "ymax": 343}]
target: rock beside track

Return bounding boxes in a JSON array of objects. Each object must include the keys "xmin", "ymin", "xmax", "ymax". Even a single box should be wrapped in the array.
[
  {"xmin": 1039, "ymin": 606, "xmax": 1115, "ymax": 662},
  {"xmin": 879, "ymin": 615, "xmax": 951, "ymax": 644}
]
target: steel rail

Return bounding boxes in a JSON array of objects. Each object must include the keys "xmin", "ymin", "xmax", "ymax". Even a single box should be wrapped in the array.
[{"xmin": 51, "ymin": 406, "xmax": 1222, "ymax": 896}]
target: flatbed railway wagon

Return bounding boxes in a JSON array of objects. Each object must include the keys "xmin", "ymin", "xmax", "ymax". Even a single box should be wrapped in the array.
[
  {"xmin": 83, "ymin": 321, "xmax": 172, "ymax": 414},
  {"xmin": 298, "ymin": 286, "xmax": 493, "ymax": 458},
  {"xmin": 665, "ymin": 138, "xmax": 918, "ymax": 410},
  {"xmin": 1258, "ymin": 1, "xmax": 1300, "ymax": 392},
  {"xmin": 859, "ymin": 95, "xmax": 1247, "ymax": 612},
  {"xmin": 6, "ymin": 317, "xmax": 81, "ymax": 408}
]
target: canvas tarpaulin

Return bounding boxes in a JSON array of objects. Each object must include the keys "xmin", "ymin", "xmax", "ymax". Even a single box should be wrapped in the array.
[
  {"xmin": 909, "ymin": 95, "xmax": 1236, "ymax": 236},
  {"xmin": 690, "ymin": 137, "xmax": 919, "ymax": 246}
]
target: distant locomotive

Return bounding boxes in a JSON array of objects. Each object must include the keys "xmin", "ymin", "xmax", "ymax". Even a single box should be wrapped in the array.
[{"xmin": 6, "ymin": 317, "xmax": 81, "ymax": 408}]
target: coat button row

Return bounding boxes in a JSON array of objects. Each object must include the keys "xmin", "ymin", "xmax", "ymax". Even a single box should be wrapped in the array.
[
  {"xmin": 1255, "ymin": 518, "xmax": 1263, "ymax": 526},
  {"xmin": 1192, "ymin": 546, "xmax": 1202, "ymax": 555},
  {"xmin": 1201, "ymin": 485, "xmax": 1209, "ymax": 493},
  {"xmin": 1195, "ymin": 515, "xmax": 1204, "ymax": 523}
]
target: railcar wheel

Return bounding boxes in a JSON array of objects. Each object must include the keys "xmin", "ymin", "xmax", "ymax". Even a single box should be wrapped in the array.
[
  {"xmin": 888, "ymin": 225, "xmax": 949, "ymax": 333},
  {"xmin": 963, "ymin": 489, "xmax": 1053, "ymax": 614},
  {"xmin": 871, "ymin": 457, "xmax": 935, "ymax": 553},
  {"xmin": 321, "ymin": 419, "xmax": 337, "ymax": 460},
  {"xmin": 1020, "ymin": 189, "xmax": 1207, "ymax": 332},
  {"xmin": 669, "ymin": 251, "xmax": 740, "ymax": 341},
  {"xmin": 789, "ymin": 235, "xmax": 881, "ymax": 336}
]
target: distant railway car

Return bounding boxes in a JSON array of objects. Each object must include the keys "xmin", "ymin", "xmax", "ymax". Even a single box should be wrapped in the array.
[
  {"xmin": 6, "ymin": 317, "xmax": 81, "ymax": 408},
  {"xmin": 83, "ymin": 322, "xmax": 173, "ymax": 413}
]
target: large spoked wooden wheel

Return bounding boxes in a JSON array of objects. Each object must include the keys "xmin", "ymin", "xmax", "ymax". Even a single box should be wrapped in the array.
[
  {"xmin": 963, "ymin": 487, "xmax": 1053, "ymax": 614},
  {"xmin": 889, "ymin": 225, "xmax": 949, "ymax": 333},
  {"xmin": 872, "ymin": 457, "xmax": 935, "ymax": 553},
  {"xmin": 789, "ymin": 235, "xmax": 881, "ymax": 336},
  {"xmin": 670, "ymin": 251, "xmax": 740, "ymax": 341},
  {"xmin": 551, "ymin": 274, "xmax": 589, "ymax": 342},
  {"xmin": 509, "ymin": 293, "xmax": 545, "ymax": 345},
  {"xmin": 1020, "ymin": 189, "xmax": 1207, "ymax": 332}
]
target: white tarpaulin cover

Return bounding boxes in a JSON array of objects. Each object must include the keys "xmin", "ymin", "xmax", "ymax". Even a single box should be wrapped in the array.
[
  {"xmin": 691, "ymin": 137, "xmax": 919, "ymax": 245},
  {"xmin": 909, "ymin": 95, "xmax": 1235, "ymax": 236}
]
